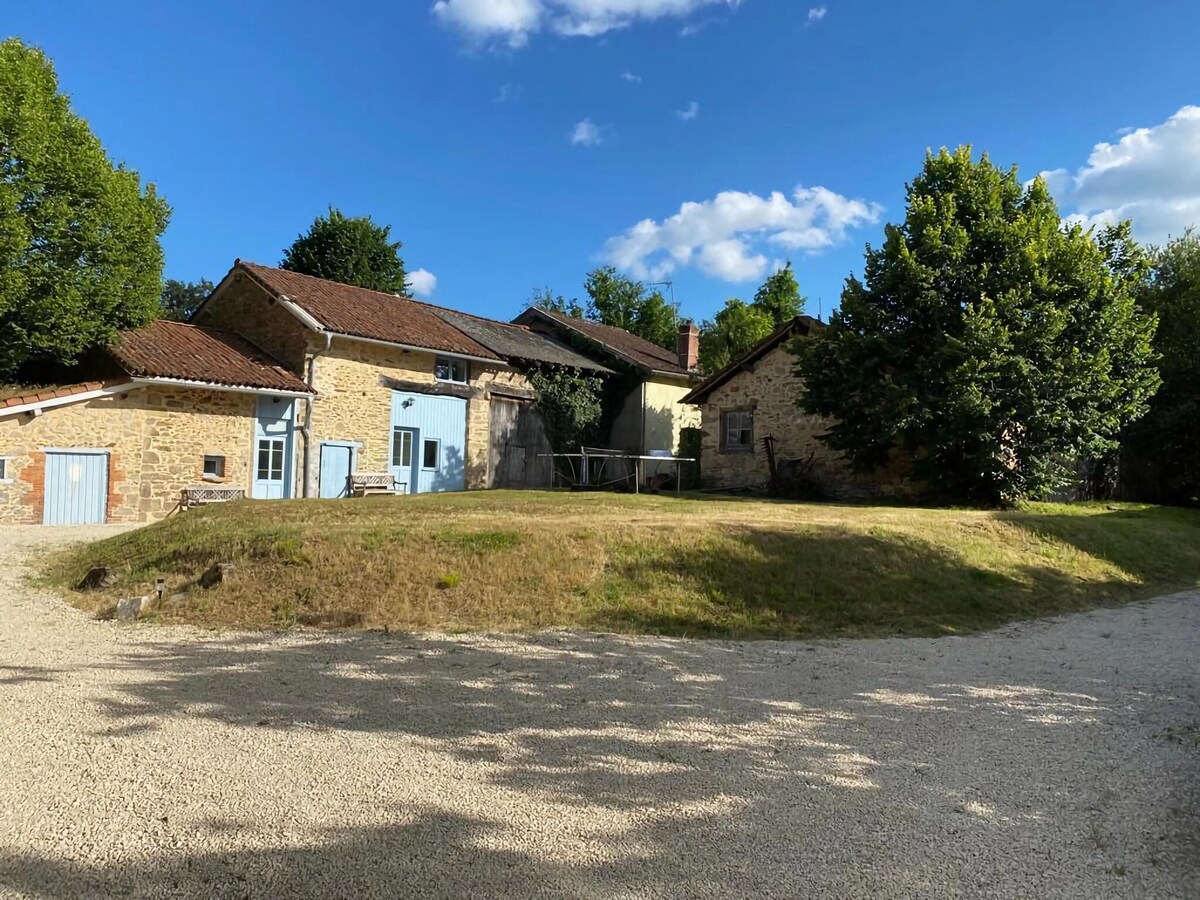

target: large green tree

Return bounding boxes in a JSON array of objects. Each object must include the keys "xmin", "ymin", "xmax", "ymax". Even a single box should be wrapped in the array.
[
  {"xmin": 1121, "ymin": 231, "xmax": 1200, "ymax": 505},
  {"xmin": 752, "ymin": 262, "xmax": 805, "ymax": 326},
  {"xmin": 0, "ymin": 39, "xmax": 169, "ymax": 380},
  {"xmin": 697, "ymin": 299, "xmax": 774, "ymax": 373},
  {"xmin": 160, "ymin": 278, "xmax": 213, "ymax": 322},
  {"xmin": 281, "ymin": 207, "xmax": 407, "ymax": 294},
  {"xmin": 698, "ymin": 264, "xmax": 806, "ymax": 373},
  {"xmin": 794, "ymin": 147, "xmax": 1160, "ymax": 506},
  {"xmin": 583, "ymin": 266, "xmax": 676, "ymax": 349}
]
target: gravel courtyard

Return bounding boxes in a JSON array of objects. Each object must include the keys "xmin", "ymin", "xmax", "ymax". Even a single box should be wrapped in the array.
[{"xmin": 0, "ymin": 525, "xmax": 1196, "ymax": 899}]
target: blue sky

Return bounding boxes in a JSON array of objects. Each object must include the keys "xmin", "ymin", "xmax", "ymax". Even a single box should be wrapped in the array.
[{"xmin": 8, "ymin": 1, "xmax": 1200, "ymax": 323}]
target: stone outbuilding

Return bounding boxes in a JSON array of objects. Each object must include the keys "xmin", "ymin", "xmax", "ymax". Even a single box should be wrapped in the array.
[
  {"xmin": 681, "ymin": 317, "xmax": 901, "ymax": 499},
  {"xmin": 0, "ymin": 320, "xmax": 314, "ymax": 524}
]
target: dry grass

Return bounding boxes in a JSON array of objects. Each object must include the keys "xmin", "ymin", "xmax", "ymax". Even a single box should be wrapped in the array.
[{"xmin": 45, "ymin": 491, "xmax": 1200, "ymax": 639}]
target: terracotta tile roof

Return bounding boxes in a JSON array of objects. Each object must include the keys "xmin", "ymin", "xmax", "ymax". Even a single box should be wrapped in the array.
[
  {"xmin": 516, "ymin": 307, "xmax": 689, "ymax": 376},
  {"xmin": 680, "ymin": 316, "xmax": 820, "ymax": 404},
  {"xmin": 0, "ymin": 380, "xmax": 127, "ymax": 411},
  {"xmin": 237, "ymin": 261, "xmax": 501, "ymax": 361},
  {"xmin": 110, "ymin": 320, "xmax": 314, "ymax": 394}
]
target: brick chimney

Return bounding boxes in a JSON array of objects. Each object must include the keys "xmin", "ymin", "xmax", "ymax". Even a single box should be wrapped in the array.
[{"xmin": 677, "ymin": 321, "xmax": 699, "ymax": 371}]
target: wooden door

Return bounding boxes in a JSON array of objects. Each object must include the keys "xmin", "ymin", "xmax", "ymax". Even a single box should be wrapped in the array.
[{"xmin": 488, "ymin": 397, "xmax": 552, "ymax": 489}]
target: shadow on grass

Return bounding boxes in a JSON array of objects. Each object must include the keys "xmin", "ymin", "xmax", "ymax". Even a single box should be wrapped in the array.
[
  {"xmin": 587, "ymin": 527, "xmax": 1113, "ymax": 639},
  {"xmin": 1000, "ymin": 505, "xmax": 1200, "ymax": 587}
]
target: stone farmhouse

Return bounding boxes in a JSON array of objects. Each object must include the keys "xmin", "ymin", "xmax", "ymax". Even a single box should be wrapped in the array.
[
  {"xmin": 0, "ymin": 261, "xmax": 698, "ymax": 525},
  {"xmin": 681, "ymin": 317, "xmax": 904, "ymax": 499}
]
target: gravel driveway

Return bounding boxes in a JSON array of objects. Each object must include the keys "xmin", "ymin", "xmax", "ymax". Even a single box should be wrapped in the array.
[{"xmin": 0, "ymin": 525, "xmax": 1196, "ymax": 899}]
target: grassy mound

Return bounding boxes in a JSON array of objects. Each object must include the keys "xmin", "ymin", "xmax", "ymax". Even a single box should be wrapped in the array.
[{"xmin": 46, "ymin": 492, "xmax": 1200, "ymax": 639}]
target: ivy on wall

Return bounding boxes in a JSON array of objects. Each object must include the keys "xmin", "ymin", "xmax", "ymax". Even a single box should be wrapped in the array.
[{"xmin": 524, "ymin": 364, "xmax": 604, "ymax": 453}]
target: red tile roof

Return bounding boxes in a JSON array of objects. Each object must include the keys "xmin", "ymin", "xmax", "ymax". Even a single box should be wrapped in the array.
[
  {"xmin": 518, "ymin": 308, "xmax": 689, "ymax": 375},
  {"xmin": 0, "ymin": 380, "xmax": 128, "ymax": 411},
  {"xmin": 110, "ymin": 320, "xmax": 314, "ymax": 394},
  {"xmin": 237, "ymin": 262, "xmax": 501, "ymax": 360}
]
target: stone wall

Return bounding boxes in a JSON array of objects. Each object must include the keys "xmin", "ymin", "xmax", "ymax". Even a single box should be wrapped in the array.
[
  {"xmin": 696, "ymin": 343, "xmax": 900, "ymax": 499},
  {"xmin": 0, "ymin": 386, "xmax": 257, "ymax": 524},
  {"xmin": 193, "ymin": 271, "xmax": 312, "ymax": 373},
  {"xmin": 307, "ymin": 340, "xmax": 527, "ymax": 492}
]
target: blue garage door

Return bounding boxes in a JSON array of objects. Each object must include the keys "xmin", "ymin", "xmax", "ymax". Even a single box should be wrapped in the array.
[
  {"xmin": 390, "ymin": 392, "xmax": 467, "ymax": 494},
  {"xmin": 44, "ymin": 450, "xmax": 109, "ymax": 525}
]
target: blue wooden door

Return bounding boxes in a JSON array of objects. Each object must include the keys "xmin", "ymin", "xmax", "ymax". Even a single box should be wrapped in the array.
[
  {"xmin": 390, "ymin": 393, "xmax": 467, "ymax": 494},
  {"xmin": 44, "ymin": 451, "xmax": 108, "ymax": 525},
  {"xmin": 319, "ymin": 443, "xmax": 355, "ymax": 499},
  {"xmin": 253, "ymin": 397, "xmax": 295, "ymax": 500}
]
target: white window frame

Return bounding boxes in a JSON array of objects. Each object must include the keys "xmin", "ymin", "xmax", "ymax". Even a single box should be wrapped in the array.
[
  {"xmin": 0, "ymin": 457, "xmax": 10, "ymax": 483},
  {"xmin": 421, "ymin": 438, "xmax": 441, "ymax": 471},
  {"xmin": 392, "ymin": 428, "xmax": 414, "ymax": 468},
  {"xmin": 434, "ymin": 356, "xmax": 468, "ymax": 384}
]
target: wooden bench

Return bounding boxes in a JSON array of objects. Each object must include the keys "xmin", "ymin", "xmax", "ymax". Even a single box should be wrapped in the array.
[
  {"xmin": 349, "ymin": 473, "xmax": 406, "ymax": 497},
  {"xmin": 181, "ymin": 485, "xmax": 245, "ymax": 508}
]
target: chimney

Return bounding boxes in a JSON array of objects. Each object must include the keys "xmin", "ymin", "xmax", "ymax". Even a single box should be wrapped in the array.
[{"xmin": 677, "ymin": 321, "xmax": 699, "ymax": 371}]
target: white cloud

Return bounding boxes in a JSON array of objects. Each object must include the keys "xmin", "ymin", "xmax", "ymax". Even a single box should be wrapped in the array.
[
  {"xmin": 806, "ymin": 6, "xmax": 826, "ymax": 24},
  {"xmin": 1038, "ymin": 105, "xmax": 1200, "ymax": 246},
  {"xmin": 494, "ymin": 82, "xmax": 521, "ymax": 102},
  {"xmin": 620, "ymin": 70, "xmax": 642, "ymax": 83},
  {"xmin": 407, "ymin": 269, "xmax": 438, "ymax": 298},
  {"xmin": 602, "ymin": 184, "xmax": 883, "ymax": 282},
  {"xmin": 674, "ymin": 100, "xmax": 700, "ymax": 121},
  {"xmin": 570, "ymin": 118, "xmax": 604, "ymax": 147},
  {"xmin": 431, "ymin": 0, "xmax": 542, "ymax": 48},
  {"xmin": 433, "ymin": 0, "xmax": 745, "ymax": 47}
]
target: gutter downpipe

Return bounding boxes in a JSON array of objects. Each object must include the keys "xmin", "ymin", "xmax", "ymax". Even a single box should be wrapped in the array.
[{"xmin": 301, "ymin": 331, "xmax": 333, "ymax": 498}]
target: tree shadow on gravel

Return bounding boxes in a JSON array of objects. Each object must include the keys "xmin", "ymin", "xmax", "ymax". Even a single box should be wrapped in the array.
[{"xmin": 4, "ymin": 616, "xmax": 1197, "ymax": 899}]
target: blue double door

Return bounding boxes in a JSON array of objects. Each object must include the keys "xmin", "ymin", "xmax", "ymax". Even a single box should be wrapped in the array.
[
  {"xmin": 389, "ymin": 392, "xmax": 467, "ymax": 494},
  {"xmin": 43, "ymin": 450, "xmax": 109, "ymax": 525}
]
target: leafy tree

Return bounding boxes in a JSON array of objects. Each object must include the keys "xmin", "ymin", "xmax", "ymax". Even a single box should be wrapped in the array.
[
  {"xmin": 698, "ymin": 299, "xmax": 774, "ymax": 373},
  {"xmin": 752, "ymin": 262, "xmax": 805, "ymax": 326},
  {"xmin": 794, "ymin": 147, "xmax": 1160, "ymax": 506},
  {"xmin": 525, "ymin": 364, "xmax": 604, "ymax": 452},
  {"xmin": 281, "ymin": 207, "xmax": 407, "ymax": 294},
  {"xmin": 583, "ymin": 266, "xmax": 676, "ymax": 349},
  {"xmin": 1121, "ymin": 230, "xmax": 1200, "ymax": 504},
  {"xmin": 531, "ymin": 286, "xmax": 583, "ymax": 318},
  {"xmin": 697, "ymin": 265, "xmax": 805, "ymax": 373},
  {"xmin": 160, "ymin": 278, "xmax": 213, "ymax": 322},
  {"xmin": 0, "ymin": 39, "xmax": 169, "ymax": 380}
]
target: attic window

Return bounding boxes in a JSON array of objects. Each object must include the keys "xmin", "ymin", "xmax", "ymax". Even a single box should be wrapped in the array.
[{"xmin": 434, "ymin": 357, "xmax": 468, "ymax": 384}]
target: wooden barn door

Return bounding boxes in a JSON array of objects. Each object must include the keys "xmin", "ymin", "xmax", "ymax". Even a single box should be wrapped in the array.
[{"xmin": 488, "ymin": 396, "xmax": 552, "ymax": 489}]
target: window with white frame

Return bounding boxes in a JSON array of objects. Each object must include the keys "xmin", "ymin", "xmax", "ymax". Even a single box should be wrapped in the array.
[
  {"xmin": 392, "ymin": 429, "xmax": 414, "ymax": 468},
  {"xmin": 434, "ymin": 357, "xmax": 468, "ymax": 384},
  {"xmin": 422, "ymin": 439, "xmax": 440, "ymax": 470},
  {"xmin": 721, "ymin": 409, "xmax": 754, "ymax": 452},
  {"xmin": 0, "ymin": 457, "xmax": 9, "ymax": 482}
]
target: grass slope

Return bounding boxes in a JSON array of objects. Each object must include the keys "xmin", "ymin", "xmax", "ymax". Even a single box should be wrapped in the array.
[{"xmin": 47, "ymin": 492, "xmax": 1200, "ymax": 639}]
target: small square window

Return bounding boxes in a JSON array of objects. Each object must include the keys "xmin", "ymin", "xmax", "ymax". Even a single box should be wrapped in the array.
[
  {"xmin": 202, "ymin": 455, "xmax": 225, "ymax": 480},
  {"xmin": 721, "ymin": 410, "xmax": 754, "ymax": 452},
  {"xmin": 422, "ymin": 439, "xmax": 440, "ymax": 470},
  {"xmin": 434, "ymin": 357, "xmax": 468, "ymax": 384}
]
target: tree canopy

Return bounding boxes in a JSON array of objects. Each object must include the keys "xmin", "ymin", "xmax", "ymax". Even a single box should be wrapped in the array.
[
  {"xmin": 794, "ymin": 146, "xmax": 1160, "ymax": 506},
  {"xmin": 1121, "ymin": 230, "xmax": 1200, "ymax": 505},
  {"xmin": 531, "ymin": 286, "xmax": 584, "ymax": 318},
  {"xmin": 0, "ymin": 39, "xmax": 169, "ymax": 380},
  {"xmin": 160, "ymin": 278, "xmax": 213, "ymax": 322},
  {"xmin": 698, "ymin": 263, "xmax": 806, "ymax": 373},
  {"xmin": 583, "ymin": 267, "xmax": 676, "ymax": 349},
  {"xmin": 281, "ymin": 207, "xmax": 407, "ymax": 294}
]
